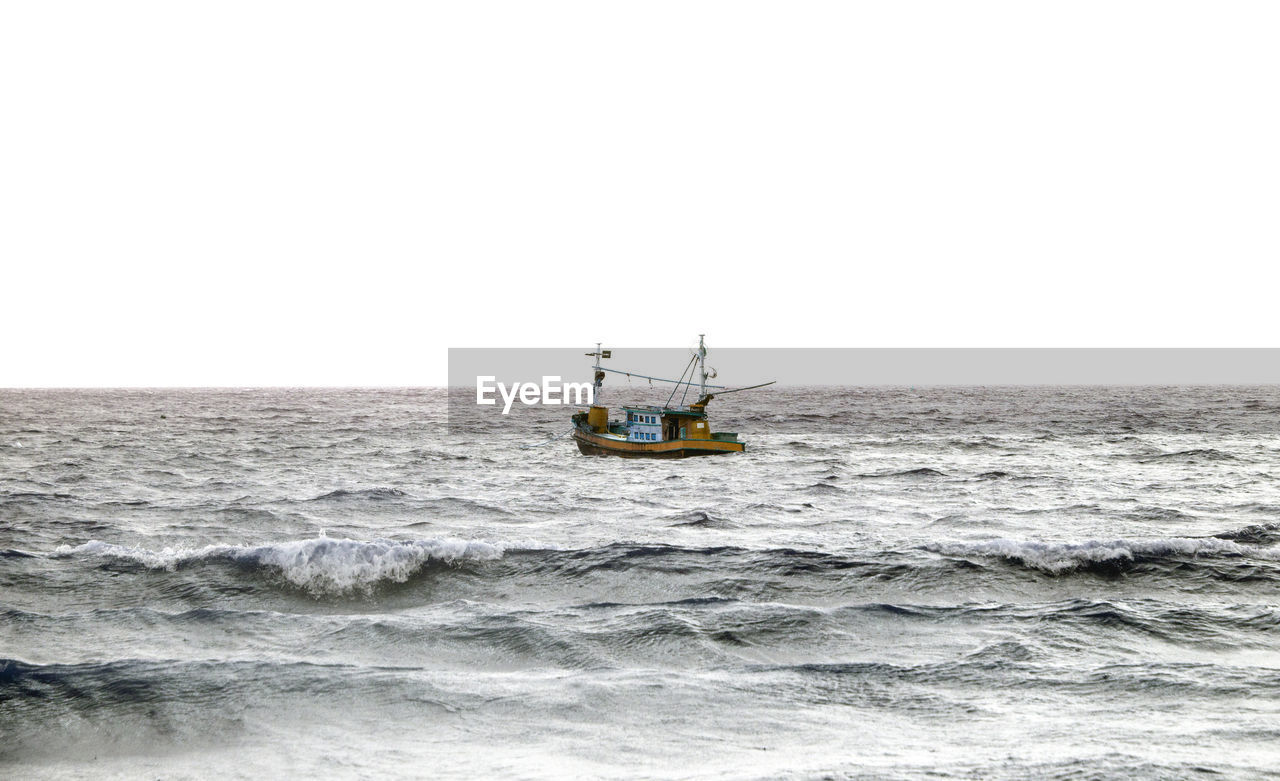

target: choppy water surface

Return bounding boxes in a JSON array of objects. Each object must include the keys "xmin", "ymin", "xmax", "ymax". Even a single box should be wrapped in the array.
[{"xmin": 2, "ymin": 386, "xmax": 1279, "ymax": 779}]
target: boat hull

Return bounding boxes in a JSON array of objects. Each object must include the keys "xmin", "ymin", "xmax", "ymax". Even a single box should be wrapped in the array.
[{"xmin": 572, "ymin": 428, "xmax": 744, "ymax": 458}]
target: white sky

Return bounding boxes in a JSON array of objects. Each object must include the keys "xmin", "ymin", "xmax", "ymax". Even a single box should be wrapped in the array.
[{"xmin": 3, "ymin": 2, "xmax": 1277, "ymax": 387}]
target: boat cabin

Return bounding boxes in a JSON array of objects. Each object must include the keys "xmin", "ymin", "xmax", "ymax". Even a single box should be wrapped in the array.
[
  {"xmin": 624, "ymin": 407, "xmax": 661, "ymax": 442},
  {"xmin": 623, "ymin": 406, "xmax": 713, "ymax": 443}
]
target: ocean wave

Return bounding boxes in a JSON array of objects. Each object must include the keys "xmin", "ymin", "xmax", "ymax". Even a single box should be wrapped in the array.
[
  {"xmin": 308, "ymin": 487, "xmax": 409, "ymax": 502},
  {"xmin": 1, "ymin": 490, "xmax": 75, "ymax": 500},
  {"xmin": 856, "ymin": 467, "xmax": 947, "ymax": 479},
  {"xmin": 54, "ymin": 536, "xmax": 503, "ymax": 594},
  {"xmin": 666, "ymin": 510, "xmax": 736, "ymax": 529},
  {"xmin": 29, "ymin": 532, "xmax": 1280, "ymax": 603},
  {"xmin": 923, "ymin": 537, "xmax": 1280, "ymax": 575},
  {"xmin": 1135, "ymin": 448, "xmax": 1239, "ymax": 463},
  {"xmin": 747, "ymin": 658, "xmax": 1280, "ymax": 696},
  {"xmin": 1214, "ymin": 522, "xmax": 1280, "ymax": 545}
]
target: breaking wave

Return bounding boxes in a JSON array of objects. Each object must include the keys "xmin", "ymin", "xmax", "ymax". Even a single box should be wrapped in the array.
[
  {"xmin": 54, "ymin": 536, "xmax": 504, "ymax": 594},
  {"xmin": 924, "ymin": 536, "xmax": 1280, "ymax": 575}
]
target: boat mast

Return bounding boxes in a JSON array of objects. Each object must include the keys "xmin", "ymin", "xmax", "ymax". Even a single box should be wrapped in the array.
[
  {"xmin": 697, "ymin": 334, "xmax": 708, "ymax": 400},
  {"xmin": 589, "ymin": 342, "xmax": 606, "ymax": 405}
]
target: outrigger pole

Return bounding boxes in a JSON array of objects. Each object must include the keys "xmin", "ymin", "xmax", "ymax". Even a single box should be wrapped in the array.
[
  {"xmin": 596, "ymin": 366, "xmax": 727, "ymax": 390},
  {"xmin": 707, "ymin": 380, "xmax": 776, "ymax": 395}
]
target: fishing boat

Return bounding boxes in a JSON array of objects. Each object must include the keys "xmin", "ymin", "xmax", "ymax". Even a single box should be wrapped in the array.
[{"xmin": 571, "ymin": 336, "xmax": 773, "ymax": 458}]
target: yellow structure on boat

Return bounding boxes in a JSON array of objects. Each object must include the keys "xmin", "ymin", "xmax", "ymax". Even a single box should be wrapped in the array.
[{"xmin": 570, "ymin": 336, "xmax": 772, "ymax": 458}]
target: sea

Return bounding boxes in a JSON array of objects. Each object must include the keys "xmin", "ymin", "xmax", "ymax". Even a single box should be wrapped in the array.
[{"xmin": 2, "ymin": 386, "xmax": 1278, "ymax": 779}]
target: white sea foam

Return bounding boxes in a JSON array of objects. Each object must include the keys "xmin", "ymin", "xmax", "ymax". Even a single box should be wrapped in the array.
[
  {"xmin": 56, "ymin": 537, "xmax": 504, "ymax": 594},
  {"xmin": 925, "ymin": 537, "xmax": 1280, "ymax": 574}
]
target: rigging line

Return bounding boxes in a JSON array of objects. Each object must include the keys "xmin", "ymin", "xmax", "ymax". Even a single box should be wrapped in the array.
[
  {"xmin": 664, "ymin": 354, "xmax": 698, "ymax": 408},
  {"xmin": 667, "ymin": 356, "xmax": 693, "ymax": 407}
]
